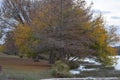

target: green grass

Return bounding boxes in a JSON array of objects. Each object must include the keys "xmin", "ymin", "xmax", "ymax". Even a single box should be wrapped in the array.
[{"xmin": 0, "ymin": 69, "xmax": 53, "ymax": 80}]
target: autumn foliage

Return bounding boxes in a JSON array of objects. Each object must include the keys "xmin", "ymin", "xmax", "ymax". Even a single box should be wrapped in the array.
[{"xmin": 2, "ymin": 0, "xmax": 119, "ymax": 66}]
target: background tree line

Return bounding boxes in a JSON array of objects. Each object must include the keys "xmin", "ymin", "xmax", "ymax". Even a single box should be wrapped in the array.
[{"xmin": 0, "ymin": 0, "xmax": 119, "ymax": 66}]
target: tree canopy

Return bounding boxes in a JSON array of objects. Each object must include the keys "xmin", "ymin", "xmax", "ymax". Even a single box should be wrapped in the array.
[{"xmin": 1, "ymin": 0, "xmax": 119, "ymax": 65}]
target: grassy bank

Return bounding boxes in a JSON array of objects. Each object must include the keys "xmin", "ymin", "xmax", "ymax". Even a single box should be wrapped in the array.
[{"xmin": 0, "ymin": 53, "xmax": 53, "ymax": 80}]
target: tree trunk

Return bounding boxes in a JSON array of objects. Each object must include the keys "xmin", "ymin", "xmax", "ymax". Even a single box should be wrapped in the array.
[{"xmin": 49, "ymin": 52, "xmax": 56, "ymax": 64}]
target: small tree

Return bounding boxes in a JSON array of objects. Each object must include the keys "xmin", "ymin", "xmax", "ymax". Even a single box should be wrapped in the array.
[
  {"xmin": 90, "ymin": 16, "xmax": 118, "ymax": 66},
  {"xmin": 13, "ymin": 24, "xmax": 39, "ymax": 58}
]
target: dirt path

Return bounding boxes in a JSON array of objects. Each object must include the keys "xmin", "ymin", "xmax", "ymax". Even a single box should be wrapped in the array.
[{"xmin": 0, "ymin": 56, "xmax": 50, "ymax": 71}]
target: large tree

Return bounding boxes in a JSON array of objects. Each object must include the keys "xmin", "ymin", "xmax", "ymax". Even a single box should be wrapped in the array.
[{"xmin": 2, "ymin": 0, "xmax": 119, "ymax": 65}]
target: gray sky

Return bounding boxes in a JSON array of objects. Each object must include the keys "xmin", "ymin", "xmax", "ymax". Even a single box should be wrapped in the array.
[{"xmin": 86, "ymin": 0, "xmax": 120, "ymax": 27}]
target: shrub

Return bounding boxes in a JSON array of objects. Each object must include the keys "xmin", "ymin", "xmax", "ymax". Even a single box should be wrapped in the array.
[
  {"xmin": 52, "ymin": 60, "xmax": 72, "ymax": 78},
  {"xmin": 67, "ymin": 61, "xmax": 79, "ymax": 69}
]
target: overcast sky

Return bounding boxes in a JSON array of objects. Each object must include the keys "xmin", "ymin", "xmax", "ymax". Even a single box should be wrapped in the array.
[
  {"xmin": 86, "ymin": 0, "xmax": 120, "ymax": 27},
  {"xmin": 86, "ymin": 0, "xmax": 120, "ymax": 26}
]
